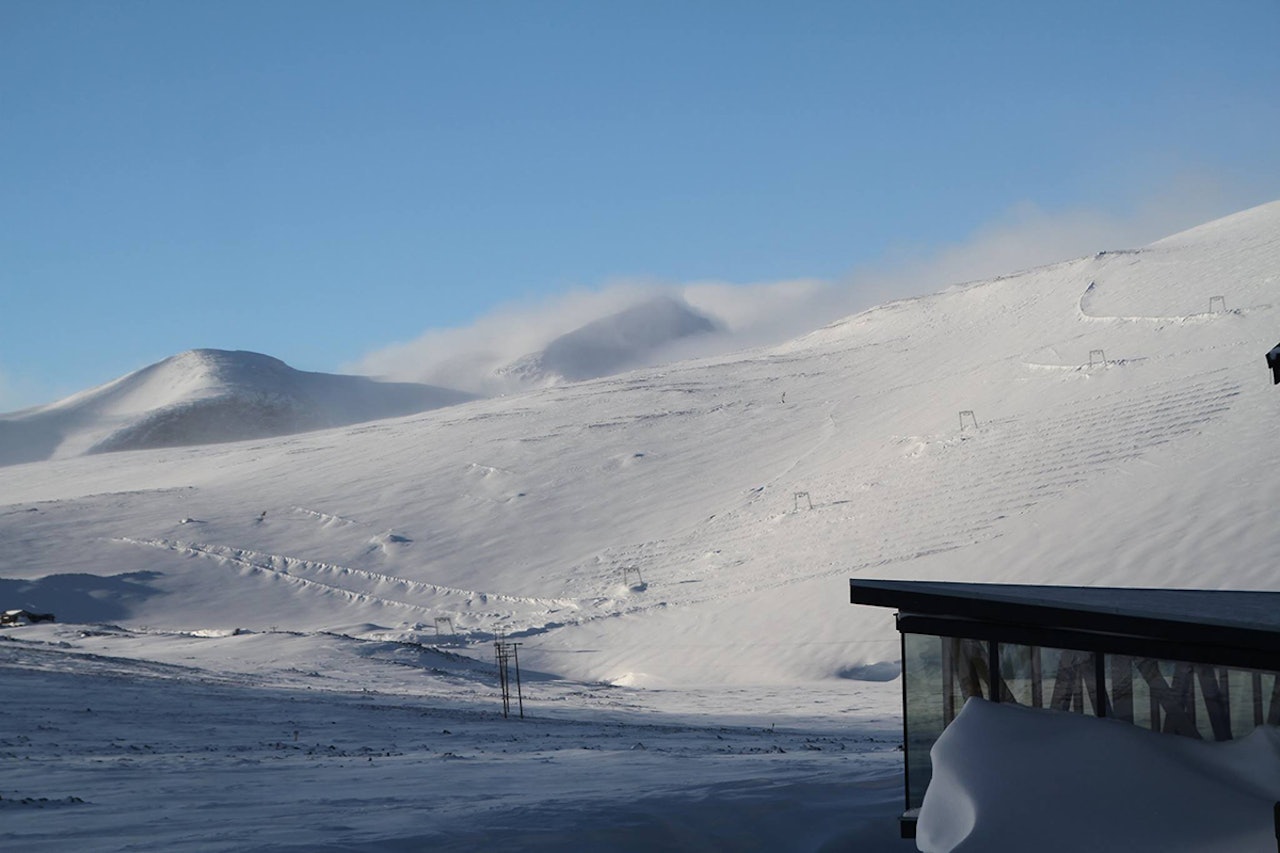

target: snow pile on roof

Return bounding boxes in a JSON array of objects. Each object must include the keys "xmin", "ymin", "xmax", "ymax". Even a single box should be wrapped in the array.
[
  {"xmin": 0, "ymin": 349, "xmax": 474, "ymax": 465},
  {"xmin": 918, "ymin": 699, "xmax": 1280, "ymax": 853}
]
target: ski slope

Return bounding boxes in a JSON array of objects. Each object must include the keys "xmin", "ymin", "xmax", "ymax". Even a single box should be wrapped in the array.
[{"xmin": 1, "ymin": 200, "xmax": 1277, "ymax": 850}]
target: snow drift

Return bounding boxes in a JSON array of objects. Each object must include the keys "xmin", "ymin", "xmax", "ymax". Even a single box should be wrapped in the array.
[{"xmin": 917, "ymin": 699, "xmax": 1280, "ymax": 852}]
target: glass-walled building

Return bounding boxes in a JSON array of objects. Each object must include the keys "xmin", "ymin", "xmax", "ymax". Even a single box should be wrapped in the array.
[{"xmin": 850, "ymin": 580, "xmax": 1280, "ymax": 838}]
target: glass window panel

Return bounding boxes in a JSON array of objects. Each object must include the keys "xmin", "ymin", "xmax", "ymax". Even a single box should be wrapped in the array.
[
  {"xmin": 1192, "ymin": 664, "xmax": 1231, "ymax": 741},
  {"xmin": 1106, "ymin": 657, "xmax": 1280, "ymax": 741},
  {"xmin": 1108, "ymin": 654, "xmax": 1135, "ymax": 723},
  {"xmin": 902, "ymin": 635, "xmax": 991, "ymax": 809},
  {"xmin": 1042, "ymin": 647, "xmax": 1101, "ymax": 715},
  {"xmin": 896, "ymin": 636, "xmax": 1280, "ymax": 810},
  {"xmin": 998, "ymin": 643, "xmax": 1044, "ymax": 709},
  {"xmin": 902, "ymin": 633, "xmax": 945, "ymax": 810},
  {"xmin": 1238, "ymin": 670, "xmax": 1265, "ymax": 734},
  {"xmin": 1126, "ymin": 656, "xmax": 1166, "ymax": 732},
  {"xmin": 945, "ymin": 637, "xmax": 991, "ymax": 712}
]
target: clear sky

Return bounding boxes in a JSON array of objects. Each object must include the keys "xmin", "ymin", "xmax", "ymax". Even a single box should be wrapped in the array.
[{"xmin": 3, "ymin": 0, "xmax": 1279, "ymax": 409}]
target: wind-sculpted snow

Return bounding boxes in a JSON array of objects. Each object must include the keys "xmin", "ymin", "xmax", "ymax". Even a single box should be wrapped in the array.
[
  {"xmin": 1079, "ymin": 277, "xmax": 1273, "ymax": 323},
  {"xmin": 116, "ymin": 536, "xmax": 590, "ymax": 626},
  {"xmin": 918, "ymin": 699, "xmax": 1280, "ymax": 852}
]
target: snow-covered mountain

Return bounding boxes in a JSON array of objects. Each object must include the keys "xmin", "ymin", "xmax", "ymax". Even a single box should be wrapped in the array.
[
  {"xmin": 3, "ymin": 201, "xmax": 1278, "ymax": 852},
  {"xmin": 1, "ymin": 202, "xmax": 1277, "ymax": 688},
  {"xmin": 0, "ymin": 349, "xmax": 474, "ymax": 466},
  {"xmin": 494, "ymin": 294, "xmax": 719, "ymax": 386}
]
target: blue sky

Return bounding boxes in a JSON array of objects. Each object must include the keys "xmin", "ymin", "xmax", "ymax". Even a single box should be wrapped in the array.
[{"xmin": 3, "ymin": 1, "xmax": 1279, "ymax": 408}]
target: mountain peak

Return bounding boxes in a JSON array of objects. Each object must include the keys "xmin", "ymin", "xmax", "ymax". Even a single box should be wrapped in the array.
[
  {"xmin": 0, "ymin": 349, "xmax": 474, "ymax": 466},
  {"xmin": 498, "ymin": 295, "xmax": 719, "ymax": 386}
]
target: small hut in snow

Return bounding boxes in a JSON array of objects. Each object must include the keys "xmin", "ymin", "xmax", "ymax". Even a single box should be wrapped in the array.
[{"xmin": 1, "ymin": 609, "xmax": 56, "ymax": 626}]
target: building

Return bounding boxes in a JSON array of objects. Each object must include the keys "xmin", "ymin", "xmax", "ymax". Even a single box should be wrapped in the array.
[
  {"xmin": 848, "ymin": 579, "xmax": 1280, "ymax": 838},
  {"xmin": 1, "ymin": 609, "xmax": 55, "ymax": 626}
]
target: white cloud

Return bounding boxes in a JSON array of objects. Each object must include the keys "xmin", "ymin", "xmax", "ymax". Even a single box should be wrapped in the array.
[
  {"xmin": 835, "ymin": 175, "xmax": 1248, "ymax": 310},
  {"xmin": 348, "ymin": 181, "xmax": 1255, "ymax": 394},
  {"xmin": 351, "ymin": 282, "xmax": 672, "ymax": 393}
]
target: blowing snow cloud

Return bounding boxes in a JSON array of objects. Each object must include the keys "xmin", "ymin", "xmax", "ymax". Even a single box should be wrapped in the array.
[{"xmin": 349, "ymin": 186, "xmax": 1247, "ymax": 395}]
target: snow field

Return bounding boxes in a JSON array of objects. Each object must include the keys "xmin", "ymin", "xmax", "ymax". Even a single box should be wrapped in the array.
[{"xmin": 1, "ymin": 624, "xmax": 905, "ymax": 852}]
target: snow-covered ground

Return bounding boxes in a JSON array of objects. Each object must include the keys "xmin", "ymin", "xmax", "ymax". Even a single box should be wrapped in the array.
[
  {"xmin": 1, "ymin": 624, "xmax": 905, "ymax": 851},
  {"xmin": 1, "ymin": 200, "xmax": 1277, "ymax": 850}
]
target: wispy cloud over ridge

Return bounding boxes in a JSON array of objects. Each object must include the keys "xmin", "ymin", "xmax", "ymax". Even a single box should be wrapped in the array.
[{"xmin": 348, "ymin": 185, "xmax": 1245, "ymax": 395}]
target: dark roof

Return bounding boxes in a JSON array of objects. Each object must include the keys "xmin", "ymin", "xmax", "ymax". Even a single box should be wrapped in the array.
[{"xmin": 850, "ymin": 579, "xmax": 1280, "ymax": 655}]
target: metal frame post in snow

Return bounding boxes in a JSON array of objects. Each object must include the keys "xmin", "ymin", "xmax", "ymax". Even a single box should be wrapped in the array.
[
  {"xmin": 512, "ymin": 643, "xmax": 524, "ymax": 719},
  {"xmin": 494, "ymin": 638, "xmax": 524, "ymax": 719},
  {"xmin": 494, "ymin": 640, "xmax": 510, "ymax": 718}
]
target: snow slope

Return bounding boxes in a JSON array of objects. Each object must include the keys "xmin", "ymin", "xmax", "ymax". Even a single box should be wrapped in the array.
[
  {"xmin": 3, "ymin": 202, "xmax": 1276, "ymax": 686},
  {"xmin": 0, "ymin": 349, "xmax": 475, "ymax": 466},
  {"xmin": 0, "ymin": 200, "xmax": 1277, "ymax": 849}
]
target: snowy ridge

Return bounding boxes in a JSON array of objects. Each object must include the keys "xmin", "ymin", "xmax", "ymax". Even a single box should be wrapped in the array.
[{"xmin": 0, "ymin": 349, "xmax": 474, "ymax": 465}]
